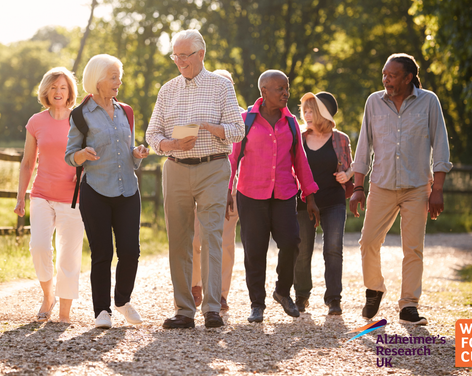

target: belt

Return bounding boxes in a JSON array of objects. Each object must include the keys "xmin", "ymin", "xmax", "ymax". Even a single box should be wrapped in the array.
[{"xmin": 168, "ymin": 153, "xmax": 227, "ymax": 165}]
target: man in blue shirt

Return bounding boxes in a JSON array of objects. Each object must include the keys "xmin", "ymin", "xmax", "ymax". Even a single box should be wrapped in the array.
[{"xmin": 350, "ymin": 53, "xmax": 452, "ymax": 325}]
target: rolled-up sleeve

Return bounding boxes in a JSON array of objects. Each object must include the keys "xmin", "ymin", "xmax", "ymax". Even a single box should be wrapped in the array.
[
  {"xmin": 429, "ymin": 94, "xmax": 453, "ymax": 173},
  {"xmin": 219, "ymin": 81, "xmax": 245, "ymax": 144},
  {"xmin": 352, "ymin": 99, "xmax": 373, "ymax": 176},
  {"xmin": 65, "ymin": 116, "xmax": 85, "ymax": 168},
  {"xmin": 146, "ymin": 89, "xmax": 169, "ymax": 156}
]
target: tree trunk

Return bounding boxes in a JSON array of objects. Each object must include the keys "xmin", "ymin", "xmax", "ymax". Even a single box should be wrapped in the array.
[{"xmin": 72, "ymin": 0, "xmax": 98, "ymax": 74}]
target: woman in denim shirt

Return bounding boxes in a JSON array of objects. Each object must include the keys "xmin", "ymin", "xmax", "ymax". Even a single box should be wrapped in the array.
[
  {"xmin": 65, "ymin": 54, "xmax": 149, "ymax": 328},
  {"xmin": 294, "ymin": 92, "xmax": 353, "ymax": 316}
]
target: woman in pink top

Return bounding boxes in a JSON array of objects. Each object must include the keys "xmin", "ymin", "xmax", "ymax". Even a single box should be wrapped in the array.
[{"xmin": 14, "ymin": 67, "xmax": 84, "ymax": 323}]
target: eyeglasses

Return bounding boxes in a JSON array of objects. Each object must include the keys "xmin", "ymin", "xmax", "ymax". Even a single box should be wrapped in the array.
[{"xmin": 170, "ymin": 51, "xmax": 198, "ymax": 61}]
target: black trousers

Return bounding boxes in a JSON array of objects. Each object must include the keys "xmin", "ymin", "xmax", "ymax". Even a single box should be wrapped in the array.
[
  {"xmin": 237, "ymin": 191, "xmax": 300, "ymax": 309},
  {"xmin": 79, "ymin": 179, "xmax": 141, "ymax": 317}
]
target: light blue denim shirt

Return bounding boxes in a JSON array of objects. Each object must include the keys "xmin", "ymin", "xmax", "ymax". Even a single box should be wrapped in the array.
[
  {"xmin": 352, "ymin": 86, "xmax": 453, "ymax": 190},
  {"xmin": 65, "ymin": 97, "xmax": 142, "ymax": 198}
]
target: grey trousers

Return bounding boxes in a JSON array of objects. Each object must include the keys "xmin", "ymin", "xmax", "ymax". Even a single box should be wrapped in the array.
[{"xmin": 162, "ymin": 157, "xmax": 230, "ymax": 318}]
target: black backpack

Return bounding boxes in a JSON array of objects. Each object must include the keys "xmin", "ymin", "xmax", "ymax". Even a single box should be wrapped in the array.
[{"xmin": 69, "ymin": 94, "xmax": 134, "ymax": 208}]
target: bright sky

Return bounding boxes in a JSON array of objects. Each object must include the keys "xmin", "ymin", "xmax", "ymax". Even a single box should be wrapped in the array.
[{"xmin": 1, "ymin": 0, "xmax": 111, "ymax": 45}]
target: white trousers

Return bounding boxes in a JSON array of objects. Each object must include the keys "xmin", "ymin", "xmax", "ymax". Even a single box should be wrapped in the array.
[{"xmin": 29, "ymin": 197, "xmax": 84, "ymax": 299}]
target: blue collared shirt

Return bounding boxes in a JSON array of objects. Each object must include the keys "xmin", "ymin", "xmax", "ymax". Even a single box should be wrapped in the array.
[
  {"xmin": 352, "ymin": 86, "xmax": 453, "ymax": 190},
  {"xmin": 65, "ymin": 97, "xmax": 141, "ymax": 197}
]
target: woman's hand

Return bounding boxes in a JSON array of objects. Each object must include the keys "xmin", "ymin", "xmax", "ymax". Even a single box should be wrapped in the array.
[
  {"xmin": 14, "ymin": 198, "xmax": 26, "ymax": 217},
  {"xmin": 334, "ymin": 171, "xmax": 349, "ymax": 184},
  {"xmin": 74, "ymin": 147, "xmax": 99, "ymax": 165},
  {"xmin": 225, "ymin": 189, "xmax": 234, "ymax": 220},
  {"xmin": 133, "ymin": 145, "xmax": 150, "ymax": 159}
]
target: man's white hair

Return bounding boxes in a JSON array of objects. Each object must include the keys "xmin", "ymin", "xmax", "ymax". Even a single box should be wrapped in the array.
[{"xmin": 171, "ymin": 29, "xmax": 206, "ymax": 53}]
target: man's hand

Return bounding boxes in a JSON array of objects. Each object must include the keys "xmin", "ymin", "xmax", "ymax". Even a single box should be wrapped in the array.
[
  {"xmin": 349, "ymin": 190, "xmax": 366, "ymax": 218},
  {"xmin": 133, "ymin": 145, "xmax": 150, "ymax": 159},
  {"xmin": 199, "ymin": 122, "xmax": 226, "ymax": 139},
  {"xmin": 306, "ymin": 194, "xmax": 320, "ymax": 228},
  {"xmin": 429, "ymin": 187, "xmax": 444, "ymax": 220},
  {"xmin": 177, "ymin": 136, "xmax": 197, "ymax": 151},
  {"xmin": 225, "ymin": 189, "xmax": 233, "ymax": 220}
]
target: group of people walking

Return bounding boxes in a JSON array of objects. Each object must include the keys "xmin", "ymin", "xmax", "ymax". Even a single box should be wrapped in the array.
[{"xmin": 14, "ymin": 28, "xmax": 452, "ymax": 329}]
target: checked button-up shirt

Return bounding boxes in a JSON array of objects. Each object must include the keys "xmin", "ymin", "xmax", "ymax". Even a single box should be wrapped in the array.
[{"xmin": 146, "ymin": 67, "xmax": 244, "ymax": 158}]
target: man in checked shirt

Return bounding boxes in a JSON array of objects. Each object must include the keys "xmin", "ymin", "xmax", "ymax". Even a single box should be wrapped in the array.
[{"xmin": 146, "ymin": 29, "xmax": 244, "ymax": 329}]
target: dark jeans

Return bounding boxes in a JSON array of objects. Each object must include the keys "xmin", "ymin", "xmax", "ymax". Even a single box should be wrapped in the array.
[
  {"xmin": 294, "ymin": 203, "xmax": 346, "ymax": 304},
  {"xmin": 237, "ymin": 191, "xmax": 300, "ymax": 309},
  {"xmin": 79, "ymin": 179, "xmax": 141, "ymax": 318}
]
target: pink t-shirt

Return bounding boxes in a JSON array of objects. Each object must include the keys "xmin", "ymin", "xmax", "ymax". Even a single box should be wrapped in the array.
[{"xmin": 26, "ymin": 110, "xmax": 77, "ymax": 203}]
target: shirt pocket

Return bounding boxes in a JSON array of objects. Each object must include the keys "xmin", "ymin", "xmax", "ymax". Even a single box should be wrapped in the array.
[
  {"xmin": 88, "ymin": 127, "xmax": 111, "ymax": 150},
  {"xmin": 372, "ymin": 114, "xmax": 390, "ymax": 137},
  {"xmin": 406, "ymin": 113, "xmax": 429, "ymax": 137}
]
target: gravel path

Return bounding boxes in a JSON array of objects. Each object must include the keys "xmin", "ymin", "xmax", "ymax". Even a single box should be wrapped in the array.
[{"xmin": 1, "ymin": 232, "xmax": 472, "ymax": 375}]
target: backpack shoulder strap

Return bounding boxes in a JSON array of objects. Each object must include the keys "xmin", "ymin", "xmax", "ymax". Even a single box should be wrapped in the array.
[
  {"xmin": 237, "ymin": 106, "xmax": 255, "ymax": 166},
  {"xmin": 69, "ymin": 94, "xmax": 92, "ymax": 209},
  {"xmin": 286, "ymin": 115, "xmax": 298, "ymax": 157},
  {"xmin": 116, "ymin": 100, "xmax": 134, "ymax": 132}
]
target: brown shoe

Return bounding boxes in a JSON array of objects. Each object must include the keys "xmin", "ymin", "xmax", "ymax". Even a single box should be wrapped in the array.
[
  {"xmin": 192, "ymin": 286, "xmax": 202, "ymax": 307},
  {"xmin": 220, "ymin": 297, "xmax": 229, "ymax": 311},
  {"xmin": 204, "ymin": 311, "xmax": 224, "ymax": 328},
  {"xmin": 163, "ymin": 315, "xmax": 195, "ymax": 329}
]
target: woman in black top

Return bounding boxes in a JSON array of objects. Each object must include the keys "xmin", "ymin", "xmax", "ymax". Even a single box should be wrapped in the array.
[{"xmin": 294, "ymin": 92, "xmax": 353, "ymax": 315}]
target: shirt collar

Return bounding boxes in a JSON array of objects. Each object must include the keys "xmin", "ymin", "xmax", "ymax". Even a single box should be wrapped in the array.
[
  {"xmin": 179, "ymin": 67, "xmax": 208, "ymax": 89},
  {"xmin": 251, "ymin": 97, "xmax": 293, "ymax": 118},
  {"xmin": 381, "ymin": 85, "xmax": 419, "ymax": 102},
  {"xmin": 87, "ymin": 96, "xmax": 120, "ymax": 112}
]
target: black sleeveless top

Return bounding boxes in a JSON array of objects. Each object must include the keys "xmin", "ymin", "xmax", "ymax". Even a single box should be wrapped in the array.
[{"xmin": 297, "ymin": 137, "xmax": 345, "ymax": 210}]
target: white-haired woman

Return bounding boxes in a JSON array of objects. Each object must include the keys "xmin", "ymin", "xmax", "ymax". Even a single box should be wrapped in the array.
[
  {"xmin": 14, "ymin": 67, "xmax": 84, "ymax": 323},
  {"xmin": 65, "ymin": 54, "xmax": 149, "ymax": 328}
]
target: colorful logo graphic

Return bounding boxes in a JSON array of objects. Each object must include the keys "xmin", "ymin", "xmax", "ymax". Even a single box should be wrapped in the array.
[{"xmin": 347, "ymin": 319, "xmax": 387, "ymax": 342}]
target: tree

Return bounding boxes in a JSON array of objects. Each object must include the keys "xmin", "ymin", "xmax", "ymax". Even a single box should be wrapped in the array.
[
  {"xmin": 0, "ymin": 41, "xmax": 64, "ymax": 140},
  {"xmin": 412, "ymin": 0, "xmax": 472, "ymax": 163}
]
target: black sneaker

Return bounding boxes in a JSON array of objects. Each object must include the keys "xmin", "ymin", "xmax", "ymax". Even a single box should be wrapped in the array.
[
  {"xmin": 362, "ymin": 289, "xmax": 385, "ymax": 319},
  {"xmin": 295, "ymin": 296, "xmax": 309, "ymax": 312},
  {"xmin": 399, "ymin": 306, "xmax": 428, "ymax": 325},
  {"xmin": 328, "ymin": 299, "xmax": 342, "ymax": 315}
]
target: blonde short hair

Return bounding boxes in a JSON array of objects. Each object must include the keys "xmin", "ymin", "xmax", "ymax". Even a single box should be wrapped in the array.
[
  {"xmin": 171, "ymin": 29, "xmax": 206, "ymax": 53},
  {"xmin": 83, "ymin": 54, "xmax": 123, "ymax": 95},
  {"xmin": 300, "ymin": 97, "xmax": 335, "ymax": 134},
  {"xmin": 37, "ymin": 67, "xmax": 77, "ymax": 109}
]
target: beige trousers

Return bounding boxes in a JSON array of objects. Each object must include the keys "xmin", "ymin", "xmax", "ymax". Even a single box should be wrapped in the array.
[
  {"xmin": 192, "ymin": 189, "xmax": 238, "ymax": 299},
  {"xmin": 162, "ymin": 158, "xmax": 230, "ymax": 318},
  {"xmin": 359, "ymin": 183, "xmax": 430, "ymax": 309}
]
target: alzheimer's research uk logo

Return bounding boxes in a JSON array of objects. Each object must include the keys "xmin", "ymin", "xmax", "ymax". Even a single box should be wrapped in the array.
[
  {"xmin": 347, "ymin": 319, "xmax": 387, "ymax": 342},
  {"xmin": 456, "ymin": 319, "xmax": 472, "ymax": 367}
]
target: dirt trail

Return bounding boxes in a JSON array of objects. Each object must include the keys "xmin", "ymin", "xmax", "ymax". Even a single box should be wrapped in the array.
[{"xmin": 0, "ymin": 233, "xmax": 471, "ymax": 375}]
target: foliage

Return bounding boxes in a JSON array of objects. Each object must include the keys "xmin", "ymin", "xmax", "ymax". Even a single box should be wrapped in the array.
[
  {"xmin": 0, "ymin": 0, "xmax": 471, "ymax": 160},
  {"xmin": 411, "ymin": 0, "xmax": 472, "ymax": 164}
]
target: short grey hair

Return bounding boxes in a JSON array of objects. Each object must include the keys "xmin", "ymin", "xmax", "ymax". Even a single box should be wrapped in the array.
[
  {"xmin": 258, "ymin": 70, "xmax": 288, "ymax": 95},
  {"xmin": 83, "ymin": 54, "xmax": 123, "ymax": 95},
  {"xmin": 171, "ymin": 29, "xmax": 206, "ymax": 53}
]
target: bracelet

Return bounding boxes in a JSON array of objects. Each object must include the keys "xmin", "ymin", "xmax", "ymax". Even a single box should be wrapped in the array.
[{"xmin": 353, "ymin": 186, "xmax": 365, "ymax": 192}]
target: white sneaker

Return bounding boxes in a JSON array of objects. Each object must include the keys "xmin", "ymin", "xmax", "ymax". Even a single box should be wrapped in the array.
[
  {"xmin": 115, "ymin": 303, "xmax": 143, "ymax": 325},
  {"xmin": 95, "ymin": 310, "xmax": 112, "ymax": 329}
]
